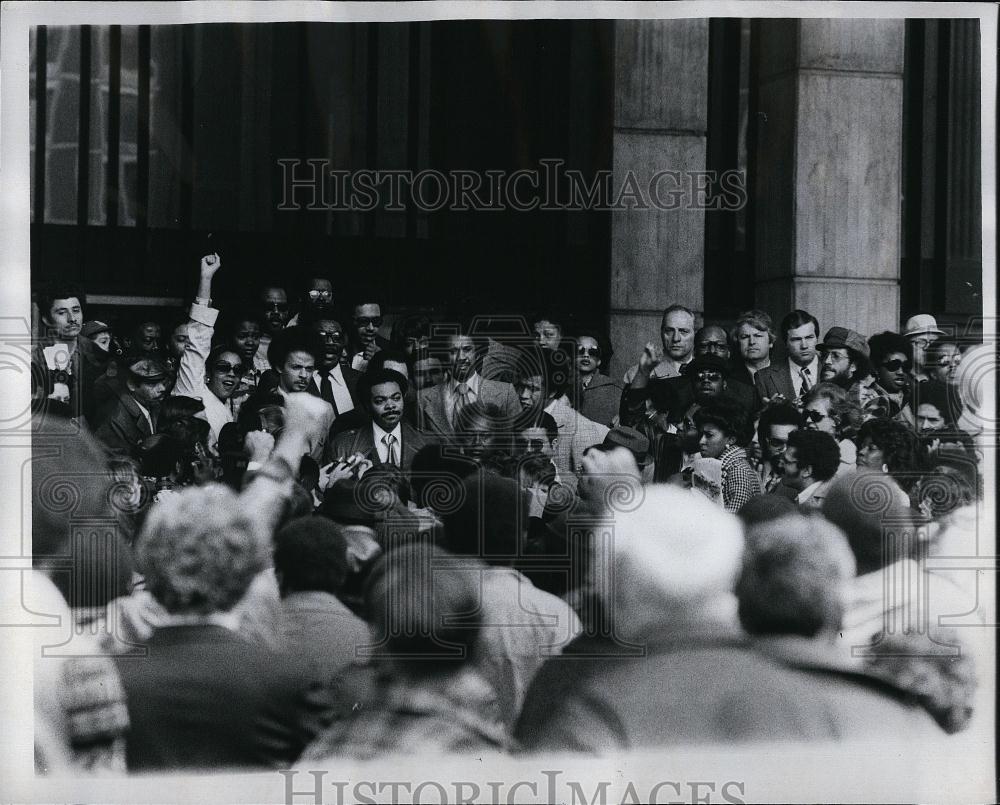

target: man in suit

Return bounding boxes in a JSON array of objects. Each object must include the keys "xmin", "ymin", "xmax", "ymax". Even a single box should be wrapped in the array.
[
  {"xmin": 94, "ymin": 357, "xmax": 171, "ymax": 459},
  {"xmin": 330, "ymin": 368, "xmax": 432, "ymax": 473},
  {"xmin": 731, "ymin": 309, "xmax": 776, "ymax": 387},
  {"xmin": 754, "ymin": 309, "xmax": 821, "ymax": 405},
  {"xmin": 416, "ymin": 328, "xmax": 521, "ymax": 438},
  {"xmin": 348, "ymin": 300, "xmax": 391, "ymax": 372},
  {"xmin": 251, "ymin": 284, "xmax": 291, "ymax": 373},
  {"xmin": 301, "ymin": 308, "xmax": 364, "ymax": 434}
]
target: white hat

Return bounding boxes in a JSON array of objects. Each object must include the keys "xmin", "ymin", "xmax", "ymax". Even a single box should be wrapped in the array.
[{"xmin": 903, "ymin": 314, "xmax": 945, "ymax": 338}]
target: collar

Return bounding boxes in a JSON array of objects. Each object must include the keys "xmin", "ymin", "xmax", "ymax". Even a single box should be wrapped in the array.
[
  {"xmin": 788, "ymin": 355, "xmax": 819, "ymax": 378},
  {"xmin": 796, "ymin": 479, "xmax": 823, "ymax": 504},
  {"xmin": 373, "ymin": 420, "xmax": 403, "ymax": 444},
  {"xmin": 314, "ymin": 363, "xmax": 345, "ymax": 383},
  {"xmin": 449, "ymin": 371, "xmax": 481, "ymax": 395}
]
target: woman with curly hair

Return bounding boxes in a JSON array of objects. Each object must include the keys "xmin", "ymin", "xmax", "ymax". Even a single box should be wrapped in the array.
[
  {"xmin": 855, "ymin": 416, "xmax": 926, "ymax": 502},
  {"xmin": 693, "ymin": 396, "xmax": 762, "ymax": 512},
  {"xmin": 802, "ymin": 382, "xmax": 864, "ymax": 472}
]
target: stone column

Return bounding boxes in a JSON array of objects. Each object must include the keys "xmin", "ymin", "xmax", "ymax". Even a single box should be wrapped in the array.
[
  {"xmin": 608, "ymin": 20, "xmax": 708, "ymax": 381},
  {"xmin": 752, "ymin": 19, "xmax": 905, "ymax": 338}
]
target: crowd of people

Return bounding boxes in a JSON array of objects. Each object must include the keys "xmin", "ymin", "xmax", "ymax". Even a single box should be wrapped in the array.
[{"xmin": 29, "ymin": 253, "xmax": 991, "ymax": 772}]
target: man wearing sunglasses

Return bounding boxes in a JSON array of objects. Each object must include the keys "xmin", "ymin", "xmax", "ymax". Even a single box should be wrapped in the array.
[
  {"xmin": 348, "ymin": 300, "xmax": 391, "ymax": 372},
  {"xmin": 818, "ymin": 327, "xmax": 870, "ymax": 390},
  {"xmin": 286, "ymin": 275, "xmax": 335, "ymax": 327},
  {"xmin": 253, "ymin": 285, "xmax": 291, "ymax": 373}
]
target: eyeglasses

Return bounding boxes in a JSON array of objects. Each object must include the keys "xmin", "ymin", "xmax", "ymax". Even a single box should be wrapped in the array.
[
  {"xmin": 803, "ymin": 409, "xmax": 829, "ymax": 423},
  {"xmin": 881, "ymin": 359, "xmax": 912, "ymax": 372},
  {"xmin": 696, "ymin": 371, "xmax": 723, "ymax": 381},
  {"xmin": 316, "ymin": 330, "xmax": 343, "ymax": 341},
  {"xmin": 213, "ymin": 362, "xmax": 244, "ymax": 376},
  {"xmin": 577, "ymin": 346, "xmax": 601, "ymax": 357},
  {"xmin": 307, "ymin": 290, "xmax": 333, "ymax": 300},
  {"xmin": 355, "ymin": 317, "xmax": 383, "ymax": 328}
]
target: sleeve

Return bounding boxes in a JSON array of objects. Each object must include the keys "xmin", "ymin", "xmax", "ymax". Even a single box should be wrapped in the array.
[{"xmin": 171, "ymin": 303, "xmax": 219, "ymax": 399}]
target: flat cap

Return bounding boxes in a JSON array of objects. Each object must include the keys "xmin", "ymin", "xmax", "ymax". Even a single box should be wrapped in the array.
[
  {"xmin": 126, "ymin": 356, "xmax": 170, "ymax": 383},
  {"xmin": 821, "ymin": 327, "xmax": 870, "ymax": 358}
]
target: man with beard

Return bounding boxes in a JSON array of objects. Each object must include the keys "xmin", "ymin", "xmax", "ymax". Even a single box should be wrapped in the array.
[
  {"xmin": 329, "ymin": 368, "xmax": 432, "ymax": 474},
  {"xmin": 818, "ymin": 327, "xmax": 870, "ymax": 390}
]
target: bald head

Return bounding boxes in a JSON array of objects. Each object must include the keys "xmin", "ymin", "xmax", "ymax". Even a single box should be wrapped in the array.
[{"xmin": 695, "ymin": 325, "xmax": 730, "ymax": 360}]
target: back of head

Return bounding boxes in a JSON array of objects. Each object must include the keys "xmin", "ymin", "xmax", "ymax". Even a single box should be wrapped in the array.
[
  {"xmin": 136, "ymin": 483, "xmax": 269, "ymax": 614},
  {"xmin": 737, "ymin": 494, "xmax": 797, "ymax": 527},
  {"xmin": 600, "ymin": 485, "xmax": 744, "ymax": 632},
  {"xmin": 32, "ymin": 415, "xmax": 135, "ymax": 606},
  {"xmin": 440, "ymin": 472, "xmax": 526, "ymax": 564},
  {"xmin": 365, "ymin": 542, "xmax": 480, "ymax": 675},
  {"xmin": 787, "ymin": 428, "xmax": 842, "ymax": 483},
  {"xmin": 737, "ymin": 513, "xmax": 856, "ymax": 637},
  {"xmin": 274, "ymin": 516, "xmax": 350, "ymax": 596},
  {"xmin": 821, "ymin": 470, "xmax": 917, "ymax": 575},
  {"xmin": 409, "ymin": 444, "xmax": 479, "ymax": 511}
]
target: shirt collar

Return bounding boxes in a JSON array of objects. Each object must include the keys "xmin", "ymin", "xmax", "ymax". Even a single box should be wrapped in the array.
[
  {"xmin": 372, "ymin": 420, "xmax": 403, "ymax": 443},
  {"xmin": 314, "ymin": 363, "xmax": 345, "ymax": 384},
  {"xmin": 450, "ymin": 371, "xmax": 480, "ymax": 394},
  {"xmin": 796, "ymin": 480, "xmax": 823, "ymax": 504},
  {"xmin": 788, "ymin": 356, "xmax": 819, "ymax": 377}
]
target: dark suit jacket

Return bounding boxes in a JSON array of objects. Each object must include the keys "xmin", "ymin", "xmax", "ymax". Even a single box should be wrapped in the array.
[
  {"xmin": 329, "ymin": 420, "xmax": 434, "ymax": 472},
  {"xmin": 31, "ymin": 337, "xmax": 110, "ymax": 425},
  {"xmin": 621, "ymin": 376, "xmax": 758, "ymax": 426},
  {"xmin": 93, "ymin": 391, "xmax": 155, "ymax": 459},
  {"xmin": 115, "ymin": 624, "xmax": 328, "ymax": 771},
  {"xmin": 754, "ymin": 362, "xmax": 796, "ymax": 402},
  {"xmin": 415, "ymin": 377, "xmax": 521, "ymax": 437}
]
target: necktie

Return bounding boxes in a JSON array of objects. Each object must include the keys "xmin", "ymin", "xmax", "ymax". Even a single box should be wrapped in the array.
[
  {"xmin": 319, "ymin": 372, "xmax": 336, "ymax": 412},
  {"xmin": 799, "ymin": 367, "xmax": 812, "ymax": 393},
  {"xmin": 453, "ymin": 382, "xmax": 471, "ymax": 425},
  {"xmin": 383, "ymin": 433, "xmax": 398, "ymax": 466}
]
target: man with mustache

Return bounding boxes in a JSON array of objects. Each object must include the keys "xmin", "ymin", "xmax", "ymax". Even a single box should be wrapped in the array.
[
  {"xmin": 329, "ymin": 368, "xmax": 432, "ymax": 474},
  {"xmin": 415, "ymin": 325, "xmax": 521, "ymax": 438},
  {"xmin": 252, "ymin": 284, "xmax": 291, "ymax": 373}
]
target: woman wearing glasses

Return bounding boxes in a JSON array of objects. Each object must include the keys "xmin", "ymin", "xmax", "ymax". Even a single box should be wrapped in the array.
[
  {"xmin": 573, "ymin": 328, "xmax": 622, "ymax": 427},
  {"xmin": 171, "ymin": 253, "xmax": 245, "ymax": 454},
  {"xmin": 853, "ymin": 331, "xmax": 916, "ymax": 427},
  {"xmin": 801, "ymin": 382, "xmax": 864, "ymax": 474}
]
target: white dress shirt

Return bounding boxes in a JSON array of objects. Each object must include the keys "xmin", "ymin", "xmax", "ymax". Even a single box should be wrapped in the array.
[
  {"xmin": 312, "ymin": 364, "xmax": 355, "ymax": 414},
  {"xmin": 372, "ymin": 421, "xmax": 403, "ymax": 465},
  {"xmin": 788, "ymin": 356, "xmax": 820, "ymax": 398}
]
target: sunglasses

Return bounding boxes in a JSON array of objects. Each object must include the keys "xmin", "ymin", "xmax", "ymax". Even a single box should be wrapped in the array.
[
  {"xmin": 577, "ymin": 346, "xmax": 601, "ymax": 357},
  {"xmin": 213, "ymin": 362, "xmax": 244, "ymax": 376},
  {"xmin": 803, "ymin": 409, "xmax": 829, "ymax": 423},
  {"xmin": 355, "ymin": 317, "xmax": 383, "ymax": 328},
  {"xmin": 696, "ymin": 371, "xmax": 723, "ymax": 381},
  {"xmin": 307, "ymin": 290, "xmax": 333, "ymax": 300},
  {"xmin": 316, "ymin": 329, "xmax": 344, "ymax": 340},
  {"xmin": 881, "ymin": 359, "xmax": 912, "ymax": 372}
]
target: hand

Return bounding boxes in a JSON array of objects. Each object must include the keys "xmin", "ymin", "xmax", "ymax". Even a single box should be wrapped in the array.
[
  {"xmin": 200, "ymin": 252, "xmax": 222, "ymax": 277},
  {"xmin": 362, "ymin": 341, "xmax": 379, "ymax": 361},
  {"xmin": 637, "ymin": 342, "xmax": 662, "ymax": 375},
  {"xmin": 244, "ymin": 429, "xmax": 275, "ymax": 463},
  {"xmin": 318, "ymin": 460, "xmax": 355, "ymax": 491},
  {"xmin": 282, "ymin": 392, "xmax": 331, "ymax": 442},
  {"xmin": 578, "ymin": 446, "xmax": 641, "ymax": 507}
]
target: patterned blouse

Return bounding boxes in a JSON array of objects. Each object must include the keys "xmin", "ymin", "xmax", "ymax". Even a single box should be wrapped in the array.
[{"xmin": 719, "ymin": 445, "xmax": 763, "ymax": 513}]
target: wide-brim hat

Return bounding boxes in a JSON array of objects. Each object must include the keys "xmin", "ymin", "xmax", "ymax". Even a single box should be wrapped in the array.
[
  {"xmin": 684, "ymin": 353, "xmax": 730, "ymax": 377},
  {"xmin": 903, "ymin": 314, "xmax": 945, "ymax": 337}
]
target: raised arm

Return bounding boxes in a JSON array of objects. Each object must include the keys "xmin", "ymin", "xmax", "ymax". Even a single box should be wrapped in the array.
[{"xmin": 172, "ymin": 254, "xmax": 222, "ymax": 398}]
